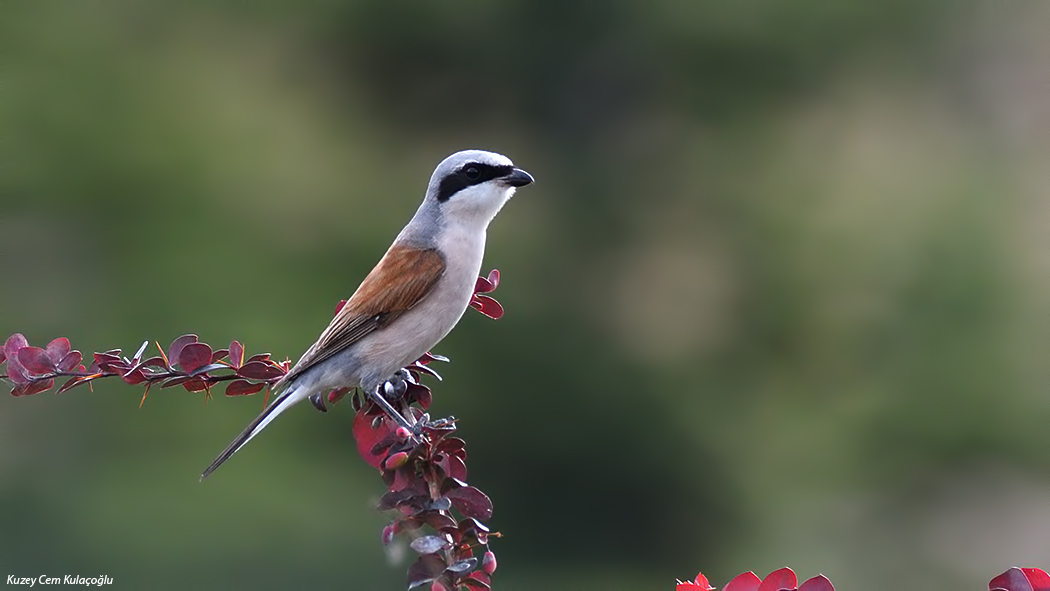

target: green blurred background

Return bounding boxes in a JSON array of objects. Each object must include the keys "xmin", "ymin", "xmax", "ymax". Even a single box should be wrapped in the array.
[{"xmin": 2, "ymin": 1, "xmax": 1049, "ymax": 589}]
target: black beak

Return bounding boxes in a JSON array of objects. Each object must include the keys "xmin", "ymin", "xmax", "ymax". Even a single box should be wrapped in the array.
[{"xmin": 502, "ymin": 167, "xmax": 535, "ymax": 187}]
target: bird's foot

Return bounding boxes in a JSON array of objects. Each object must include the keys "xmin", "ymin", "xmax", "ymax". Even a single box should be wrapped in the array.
[
  {"xmin": 369, "ymin": 377, "xmax": 417, "ymax": 436},
  {"xmin": 380, "ymin": 369, "xmax": 412, "ymax": 402},
  {"xmin": 368, "ymin": 372, "xmax": 457, "ymax": 444}
]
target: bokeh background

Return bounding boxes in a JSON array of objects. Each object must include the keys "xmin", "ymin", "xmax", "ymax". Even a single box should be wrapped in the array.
[{"xmin": 3, "ymin": 1, "xmax": 1049, "ymax": 589}]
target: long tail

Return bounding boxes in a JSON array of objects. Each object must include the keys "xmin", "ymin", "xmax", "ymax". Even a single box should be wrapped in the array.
[{"xmin": 200, "ymin": 385, "xmax": 306, "ymax": 480}]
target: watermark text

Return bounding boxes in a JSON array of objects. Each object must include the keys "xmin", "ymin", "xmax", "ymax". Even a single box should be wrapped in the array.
[{"xmin": 6, "ymin": 575, "xmax": 113, "ymax": 587}]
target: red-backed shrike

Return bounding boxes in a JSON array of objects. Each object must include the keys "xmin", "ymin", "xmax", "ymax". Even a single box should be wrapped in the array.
[{"xmin": 202, "ymin": 150, "xmax": 533, "ymax": 479}]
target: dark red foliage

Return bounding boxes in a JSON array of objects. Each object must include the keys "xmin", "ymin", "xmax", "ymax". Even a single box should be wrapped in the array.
[
  {"xmin": 469, "ymin": 269, "xmax": 503, "ymax": 320},
  {"xmin": 225, "ymin": 380, "xmax": 265, "ymax": 397},
  {"xmin": 1, "ymin": 333, "xmax": 285, "ymax": 401},
  {"xmin": 178, "ymin": 343, "xmax": 213, "ymax": 374},
  {"xmin": 354, "ymin": 381, "xmax": 500, "ymax": 590},
  {"xmin": 3, "ymin": 270, "xmax": 506, "ymax": 590},
  {"xmin": 18, "ymin": 347, "xmax": 55, "ymax": 374},
  {"xmin": 446, "ymin": 486, "xmax": 493, "ymax": 522}
]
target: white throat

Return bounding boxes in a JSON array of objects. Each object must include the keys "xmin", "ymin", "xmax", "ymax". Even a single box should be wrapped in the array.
[{"xmin": 442, "ymin": 184, "xmax": 517, "ymax": 232}]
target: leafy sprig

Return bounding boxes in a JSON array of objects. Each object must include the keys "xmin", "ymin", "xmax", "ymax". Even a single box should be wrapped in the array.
[{"xmin": 2, "ymin": 270, "xmax": 507, "ymax": 591}]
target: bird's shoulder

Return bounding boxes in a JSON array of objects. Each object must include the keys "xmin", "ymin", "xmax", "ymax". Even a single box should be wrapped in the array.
[
  {"xmin": 342, "ymin": 244, "xmax": 447, "ymax": 318},
  {"xmin": 277, "ymin": 245, "xmax": 446, "ymax": 388}
]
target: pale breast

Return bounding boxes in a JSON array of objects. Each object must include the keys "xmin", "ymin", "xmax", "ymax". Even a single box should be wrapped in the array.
[{"xmin": 354, "ymin": 224, "xmax": 486, "ymax": 388}]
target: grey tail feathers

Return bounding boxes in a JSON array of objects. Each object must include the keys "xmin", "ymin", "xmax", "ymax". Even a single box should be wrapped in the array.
[{"xmin": 200, "ymin": 385, "xmax": 300, "ymax": 481}]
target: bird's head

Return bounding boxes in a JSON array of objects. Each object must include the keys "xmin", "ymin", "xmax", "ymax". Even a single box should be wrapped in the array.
[{"xmin": 425, "ymin": 150, "xmax": 534, "ymax": 230}]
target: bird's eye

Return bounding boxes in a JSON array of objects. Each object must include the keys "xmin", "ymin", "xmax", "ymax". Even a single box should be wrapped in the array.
[{"xmin": 464, "ymin": 166, "xmax": 480, "ymax": 180}]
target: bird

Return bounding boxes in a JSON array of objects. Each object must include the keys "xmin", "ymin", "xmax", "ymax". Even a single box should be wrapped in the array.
[{"xmin": 201, "ymin": 149, "xmax": 533, "ymax": 479}]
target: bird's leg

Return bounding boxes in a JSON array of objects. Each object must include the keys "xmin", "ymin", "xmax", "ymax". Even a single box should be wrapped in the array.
[
  {"xmin": 384, "ymin": 370, "xmax": 459, "ymax": 432},
  {"xmin": 368, "ymin": 370, "xmax": 418, "ymax": 434}
]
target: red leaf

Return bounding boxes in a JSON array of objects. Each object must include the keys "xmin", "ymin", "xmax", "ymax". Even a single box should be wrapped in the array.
[
  {"xmin": 440, "ymin": 453, "xmax": 468, "ymax": 482},
  {"xmin": 57, "ymin": 351, "xmax": 83, "ymax": 372},
  {"xmin": 409, "ymin": 534, "xmax": 449, "ymax": 555},
  {"xmin": 211, "ymin": 349, "xmax": 229, "ymax": 363},
  {"xmin": 352, "ymin": 411, "xmax": 394, "ymax": 469},
  {"xmin": 246, "ymin": 352, "xmax": 271, "ymax": 363},
  {"xmin": 5, "ymin": 333, "xmax": 28, "ymax": 359},
  {"xmin": 406, "ymin": 382, "xmax": 432, "ymax": 409},
  {"xmin": 461, "ymin": 577, "xmax": 491, "ymax": 590},
  {"xmin": 92, "ymin": 352, "xmax": 121, "ymax": 367},
  {"xmin": 991, "ymin": 568, "xmax": 1038, "ymax": 591},
  {"xmin": 57, "ymin": 377, "xmax": 80, "ymax": 393},
  {"xmin": 799, "ymin": 574, "xmax": 835, "ymax": 591},
  {"xmin": 678, "ymin": 572, "xmax": 715, "ymax": 591},
  {"xmin": 462, "ymin": 572, "xmax": 491, "ymax": 590},
  {"xmin": 473, "ymin": 269, "xmax": 500, "ymax": 295},
  {"xmin": 182, "ymin": 377, "xmax": 208, "ymax": 392},
  {"xmin": 4, "ymin": 334, "xmax": 30, "ymax": 383},
  {"xmin": 406, "ymin": 554, "xmax": 446, "ymax": 588},
  {"xmin": 122, "ymin": 369, "xmax": 146, "ymax": 385},
  {"xmin": 724, "ymin": 572, "xmax": 762, "ymax": 591},
  {"xmin": 389, "ymin": 463, "xmax": 417, "ymax": 492},
  {"xmin": 415, "ymin": 352, "xmax": 449, "ymax": 365},
  {"xmin": 139, "ymin": 356, "xmax": 167, "ymax": 369},
  {"xmin": 167, "ymin": 334, "xmax": 198, "ymax": 369},
  {"xmin": 410, "ymin": 363, "xmax": 443, "ymax": 381},
  {"xmin": 96, "ymin": 360, "xmax": 128, "ymax": 374},
  {"xmin": 470, "ymin": 295, "xmax": 504, "ymax": 320},
  {"xmin": 1023, "ymin": 569, "xmax": 1050, "ymax": 591},
  {"xmin": 18, "ymin": 347, "xmax": 55, "ymax": 374},
  {"xmin": 0, "ymin": 346, "xmax": 6, "ymax": 365},
  {"xmin": 437, "ymin": 437, "xmax": 467, "ymax": 459},
  {"xmin": 178, "ymin": 343, "xmax": 212, "ymax": 374},
  {"xmin": 229, "ymin": 341, "xmax": 244, "ymax": 368},
  {"xmin": 422, "ymin": 512, "xmax": 457, "ymax": 531},
  {"xmin": 225, "ymin": 380, "xmax": 265, "ymax": 396},
  {"xmin": 759, "ymin": 568, "xmax": 797, "ymax": 591},
  {"xmin": 334, "ymin": 299, "xmax": 347, "ymax": 316},
  {"xmin": 26, "ymin": 379, "xmax": 55, "ymax": 396},
  {"xmin": 45, "ymin": 338, "xmax": 71, "ymax": 365},
  {"xmin": 446, "ymin": 486, "xmax": 493, "ymax": 521},
  {"xmin": 473, "ymin": 276, "xmax": 493, "ymax": 295},
  {"xmin": 5, "ymin": 363, "xmax": 30, "ymax": 385},
  {"xmin": 16, "ymin": 378, "xmax": 54, "ymax": 396},
  {"xmin": 236, "ymin": 360, "xmax": 284, "ymax": 381}
]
